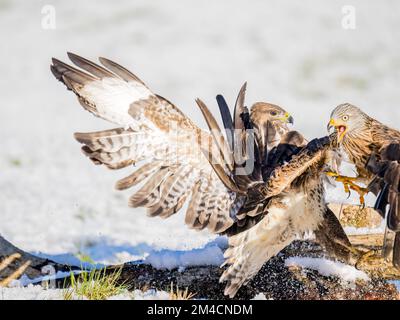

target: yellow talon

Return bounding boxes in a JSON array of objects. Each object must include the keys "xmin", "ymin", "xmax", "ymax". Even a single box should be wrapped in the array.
[
  {"xmin": 325, "ymin": 171, "xmax": 368, "ymax": 207},
  {"xmin": 325, "ymin": 171, "xmax": 338, "ymax": 178},
  {"xmin": 349, "ymin": 184, "xmax": 368, "ymax": 207}
]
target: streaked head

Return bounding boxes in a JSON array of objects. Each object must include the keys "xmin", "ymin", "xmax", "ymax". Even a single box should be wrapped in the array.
[
  {"xmin": 327, "ymin": 103, "xmax": 368, "ymax": 144},
  {"xmin": 250, "ymin": 102, "xmax": 293, "ymax": 128},
  {"xmin": 250, "ymin": 102, "xmax": 293, "ymax": 154}
]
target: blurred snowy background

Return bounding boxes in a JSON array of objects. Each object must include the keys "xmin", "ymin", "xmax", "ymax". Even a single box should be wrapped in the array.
[{"xmin": 1, "ymin": 0, "xmax": 400, "ymax": 266}]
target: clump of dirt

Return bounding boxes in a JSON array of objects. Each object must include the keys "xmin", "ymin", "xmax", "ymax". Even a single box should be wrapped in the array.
[{"xmin": 329, "ymin": 204, "xmax": 382, "ymax": 228}]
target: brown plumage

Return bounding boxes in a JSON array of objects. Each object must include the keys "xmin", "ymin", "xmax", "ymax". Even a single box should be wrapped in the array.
[
  {"xmin": 250, "ymin": 102, "xmax": 295, "ymax": 162},
  {"xmin": 200, "ymin": 98, "xmax": 352, "ymax": 297},
  {"xmin": 51, "ymin": 53, "xmax": 235, "ymax": 234},
  {"xmin": 328, "ymin": 103, "xmax": 400, "ymax": 267},
  {"xmin": 51, "ymin": 53, "xmax": 352, "ymax": 298}
]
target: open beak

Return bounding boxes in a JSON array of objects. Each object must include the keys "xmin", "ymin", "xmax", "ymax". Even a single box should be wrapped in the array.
[{"xmin": 327, "ymin": 118, "xmax": 347, "ymax": 143}]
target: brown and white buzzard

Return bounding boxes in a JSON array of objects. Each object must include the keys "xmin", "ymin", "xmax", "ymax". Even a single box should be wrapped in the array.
[{"xmin": 51, "ymin": 53, "xmax": 352, "ymax": 297}]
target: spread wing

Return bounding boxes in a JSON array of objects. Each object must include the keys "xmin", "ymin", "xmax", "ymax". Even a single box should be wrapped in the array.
[
  {"xmin": 367, "ymin": 142, "xmax": 400, "ymax": 266},
  {"xmin": 220, "ymin": 130, "xmax": 307, "ymax": 236},
  {"xmin": 200, "ymin": 93, "xmax": 315, "ymax": 235},
  {"xmin": 192, "ymin": 96, "xmax": 347, "ymax": 297},
  {"xmin": 207, "ymin": 126, "xmax": 340, "ymax": 297},
  {"xmin": 50, "ymin": 53, "xmax": 237, "ymax": 233}
]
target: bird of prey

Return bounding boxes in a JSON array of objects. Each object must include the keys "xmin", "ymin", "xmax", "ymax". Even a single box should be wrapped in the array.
[
  {"xmin": 49, "ymin": 53, "xmax": 295, "ymax": 234},
  {"xmin": 201, "ymin": 100, "xmax": 357, "ymax": 297},
  {"xmin": 50, "ymin": 53, "xmax": 352, "ymax": 297},
  {"xmin": 327, "ymin": 103, "xmax": 400, "ymax": 268}
]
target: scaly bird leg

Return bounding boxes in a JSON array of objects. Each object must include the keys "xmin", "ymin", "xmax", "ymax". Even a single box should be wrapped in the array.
[
  {"xmin": 349, "ymin": 183, "xmax": 368, "ymax": 208},
  {"xmin": 325, "ymin": 171, "xmax": 369, "ymax": 207}
]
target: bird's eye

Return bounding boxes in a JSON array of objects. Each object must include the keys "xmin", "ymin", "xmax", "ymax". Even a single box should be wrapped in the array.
[
  {"xmin": 270, "ymin": 111, "xmax": 277, "ymax": 116},
  {"xmin": 342, "ymin": 115, "xmax": 349, "ymax": 121}
]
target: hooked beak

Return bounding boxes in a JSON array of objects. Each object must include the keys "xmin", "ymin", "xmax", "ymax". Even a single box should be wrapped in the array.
[
  {"xmin": 327, "ymin": 118, "xmax": 347, "ymax": 143},
  {"xmin": 327, "ymin": 118, "xmax": 335, "ymax": 132},
  {"xmin": 280, "ymin": 112, "xmax": 294, "ymax": 125}
]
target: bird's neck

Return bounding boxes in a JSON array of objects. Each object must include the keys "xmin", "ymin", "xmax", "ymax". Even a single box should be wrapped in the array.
[{"xmin": 341, "ymin": 125, "xmax": 375, "ymax": 175}]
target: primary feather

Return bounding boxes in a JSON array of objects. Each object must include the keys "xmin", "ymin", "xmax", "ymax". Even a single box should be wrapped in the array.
[{"xmin": 51, "ymin": 53, "xmax": 236, "ymax": 234}]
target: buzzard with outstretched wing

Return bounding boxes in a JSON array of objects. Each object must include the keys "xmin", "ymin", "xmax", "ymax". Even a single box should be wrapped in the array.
[
  {"xmin": 51, "ymin": 54, "xmax": 352, "ymax": 297},
  {"xmin": 51, "ymin": 53, "xmax": 239, "ymax": 234}
]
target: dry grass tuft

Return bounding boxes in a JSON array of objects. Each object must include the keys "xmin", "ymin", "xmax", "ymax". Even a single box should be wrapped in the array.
[{"xmin": 169, "ymin": 282, "xmax": 196, "ymax": 300}]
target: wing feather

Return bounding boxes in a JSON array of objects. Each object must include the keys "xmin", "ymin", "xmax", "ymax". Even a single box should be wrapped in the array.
[
  {"xmin": 216, "ymin": 94, "xmax": 234, "ymax": 150},
  {"xmin": 128, "ymin": 167, "xmax": 171, "ymax": 208},
  {"xmin": 147, "ymin": 166, "xmax": 195, "ymax": 218},
  {"xmin": 115, "ymin": 161, "xmax": 163, "ymax": 190},
  {"xmin": 99, "ymin": 56, "xmax": 147, "ymax": 85},
  {"xmin": 195, "ymin": 98, "xmax": 234, "ymax": 171},
  {"xmin": 51, "ymin": 54, "xmax": 236, "ymax": 233},
  {"xmin": 367, "ymin": 142, "xmax": 400, "ymax": 266},
  {"xmin": 261, "ymin": 136, "xmax": 331, "ymax": 199},
  {"xmin": 68, "ymin": 52, "xmax": 115, "ymax": 79}
]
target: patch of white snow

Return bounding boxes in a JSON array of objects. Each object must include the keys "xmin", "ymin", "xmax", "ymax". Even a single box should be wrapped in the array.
[{"xmin": 285, "ymin": 257, "xmax": 370, "ymax": 282}]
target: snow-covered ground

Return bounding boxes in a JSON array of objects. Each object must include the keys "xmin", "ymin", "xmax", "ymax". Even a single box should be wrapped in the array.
[
  {"xmin": 0, "ymin": 284, "xmax": 169, "ymax": 300},
  {"xmin": 0, "ymin": 256, "xmax": 375, "ymax": 300},
  {"xmin": 285, "ymin": 257, "xmax": 370, "ymax": 282},
  {"xmin": 1, "ymin": 0, "xmax": 400, "ymax": 298}
]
